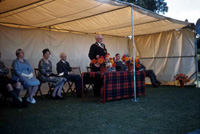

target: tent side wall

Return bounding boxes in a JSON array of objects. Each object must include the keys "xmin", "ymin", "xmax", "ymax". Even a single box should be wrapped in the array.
[
  {"xmin": 0, "ymin": 25, "xmax": 129, "ymax": 74},
  {"xmin": 128, "ymin": 29, "xmax": 196, "ymax": 85}
]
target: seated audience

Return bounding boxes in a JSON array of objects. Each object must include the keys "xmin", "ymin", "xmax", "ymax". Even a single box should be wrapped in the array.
[
  {"xmin": 56, "ymin": 53, "xmax": 82, "ymax": 98},
  {"xmin": 135, "ymin": 57, "xmax": 161, "ymax": 88},
  {"xmin": 115, "ymin": 53, "xmax": 128, "ymax": 71},
  {"xmin": 0, "ymin": 51, "xmax": 27, "ymax": 108},
  {"xmin": 38, "ymin": 49, "xmax": 66, "ymax": 100},
  {"xmin": 12, "ymin": 49, "xmax": 40, "ymax": 104}
]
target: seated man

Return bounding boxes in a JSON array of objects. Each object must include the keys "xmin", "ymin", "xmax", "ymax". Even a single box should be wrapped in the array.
[
  {"xmin": 135, "ymin": 57, "xmax": 161, "ymax": 88},
  {"xmin": 0, "ymin": 51, "xmax": 27, "ymax": 108},
  {"xmin": 56, "ymin": 53, "xmax": 82, "ymax": 98},
  {"xmin": 115, "ymin": 53, "xmax": 128, "ymax": 71}
]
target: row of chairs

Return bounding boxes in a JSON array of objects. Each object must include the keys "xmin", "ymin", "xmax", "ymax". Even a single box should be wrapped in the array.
[
  {"xmin": 11, "ymin": 67, "xmax": 81, "ymax": 100},
  {"xmin": 0, "ymin": 66, "xmax": 93, "ymax": 102}
]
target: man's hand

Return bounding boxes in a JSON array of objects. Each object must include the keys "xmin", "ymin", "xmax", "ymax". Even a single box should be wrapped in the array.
[
  {"xmin": 69, "ymin": 71, "xmax": 75, "ymax": 75},
  {"xmin": 94, "ymin": 63, "xmax": 100, "ymax": 67}
]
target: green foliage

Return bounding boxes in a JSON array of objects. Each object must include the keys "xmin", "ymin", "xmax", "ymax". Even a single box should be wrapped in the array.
[{"xmin": 121, "ymin": 0, "xmax": 168, "ymax": 14}]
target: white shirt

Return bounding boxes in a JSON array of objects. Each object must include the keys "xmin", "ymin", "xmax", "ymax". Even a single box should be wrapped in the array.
[
  {"xmin": 97, "ymin": 42, "xmax": 103, "ymax": 47},
  {"xmin": 61, "ymin": 60, "xmax": 66, "ymax": 64}
]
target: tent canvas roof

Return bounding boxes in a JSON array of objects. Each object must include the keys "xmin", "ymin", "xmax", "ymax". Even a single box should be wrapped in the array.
[{"xmin": 0, "ymin": 0, "xmax": 192, "ymax": 36}]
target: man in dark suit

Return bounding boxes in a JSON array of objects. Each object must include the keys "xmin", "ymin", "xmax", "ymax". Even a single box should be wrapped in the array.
[
  {"xmin": 89, "ymin": 34, "xmax": 107, "ymax": 60},
  {"xmin": 56, "ymin": 53, "xmax": 82, "ymax": 98},
  {"xmin": 88, "ymin": 34, "xmax": 107, "ymax": 96},
  {"xmin": 115, "ymin": 53, "xmax": 128, "ymax": 71},
  {"xmin": 136, "ymin": 57, "xmax": 161, "ymax": 88}
]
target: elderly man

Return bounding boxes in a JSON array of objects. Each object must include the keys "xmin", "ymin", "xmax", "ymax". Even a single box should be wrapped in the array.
[
  {"xmin": 89, "ymin": 34, "xmax": 107, "ymax": 60},
  {"xmin": 56, "ymin": 53, "xmax": 82, "ymax": 98},
  {"xmin": 0, "ymin": 51, "xmax": 27, "ymax": 108},
  {"xmin": 115, "ymin": 53, "xmax": 128, "ymax": 71},
  {"xmin": 88, "ymin": 34, "xmax": 108, "ymax": 96},
  {"xmin": 136, "ymin": 57, "xmax": 161, "ymax": 88}
]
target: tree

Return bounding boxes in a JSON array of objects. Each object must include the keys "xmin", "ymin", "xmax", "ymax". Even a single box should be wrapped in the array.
[{"xmin": 121, "ymin": 0, "xmax": 168, "ymax": 14}]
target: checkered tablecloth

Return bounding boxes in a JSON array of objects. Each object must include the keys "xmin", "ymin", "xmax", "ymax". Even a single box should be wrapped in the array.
[{"xmin": 81, "ymin": 71, "xmax": 146, "ymax": 103}]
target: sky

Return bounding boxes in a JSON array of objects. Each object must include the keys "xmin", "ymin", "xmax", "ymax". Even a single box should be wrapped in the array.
[{"xmin": 164, "ymin": 0, "xmax": 200, "ymax": 23}]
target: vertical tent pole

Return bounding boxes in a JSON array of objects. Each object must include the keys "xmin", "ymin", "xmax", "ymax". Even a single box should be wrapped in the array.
[
  {"xmin": 131, "ymin": 5, "xmax": 137, "ymax": 102},
  {"xmin": 195, "ymin": 36, "xmax": 199, "ymax": 88}
]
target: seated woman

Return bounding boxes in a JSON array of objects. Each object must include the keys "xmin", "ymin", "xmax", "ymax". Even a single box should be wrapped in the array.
[
  {"xmin": 38, "ymin": 49, "xmax": 66, "ymax": 100},
  {"xmin": 12, "ymin": 49, "xmax": 40, "ymax": 104},
  {"xmin": 0, "ymin": 51, "xmax": 27, "ymax": 108}
]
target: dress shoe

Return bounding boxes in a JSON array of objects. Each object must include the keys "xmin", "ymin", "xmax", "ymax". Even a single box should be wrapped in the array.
[
  {"xmin": 77, "ymin": 94, "xmax": 82, "ymax": 98},
  {"xmin": 156, "ymin": 81, "xmax": 162, "ymax": 86},
  {"xmin": 50, "ymin": 96, "xmax": 56, "ymax": 100},
  {"xmin": 26, "ymin": 97, "xmax": 36, "ymax": 104},
  {"xmin": 56, "ymin": 95, "xmax": 65, "ymax": 100},
  {"xmin": 94, "ymin": 94, "xmax": 100, "ymax": 97},
  {"xmin": 153, "ymin": 85, "xmax": 158, "ymax": 88}
]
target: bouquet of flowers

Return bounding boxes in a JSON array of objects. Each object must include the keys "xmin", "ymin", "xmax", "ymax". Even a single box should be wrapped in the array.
[
  {"xmin": 121, "ymin": 54, "xmax": 133, "ymax": 66},
  {"xmin": 91, "ymin": 53, "xmax": 116, "ymax": 68},
  {"xmin": 174, "ymin": 73, "xmax": 190, "ymax": 87},
  {"xmin": 121, "ymin": 55, "xmax": 141, "ymax": 68}
]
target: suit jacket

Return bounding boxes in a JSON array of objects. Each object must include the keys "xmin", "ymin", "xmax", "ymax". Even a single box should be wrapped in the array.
[
  {"xmin": 56, "ymin": 60, "xmax": 72, "ymax": 77},
  {"xmin": 88, "ymin": 42, "xmax": 107, "ymax": 60},
  {"xmin": 115, "ymin": 61, "xmax": 127, "ymax": 71}
]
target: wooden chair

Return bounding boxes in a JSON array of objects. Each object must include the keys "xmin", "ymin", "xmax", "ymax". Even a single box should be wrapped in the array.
[
  {"xmin": 66, "ymin": 67, "xmax": 81, "ymax": 95},
  {"xmin": 34, "ymin": 68, "xmax": 45, "ymax": 99},
  {"xmin": 85, "ymin": 66, "xmax": 93, "ymax": 91},
  {"xmin": 34, "ymin": 68, "xmax": 65, "ymax": 98},
  {"xmin": 10, "ymin": 69, "xmax": 29, "ymax": 98},
  {"xmin": 0, "ymin": 82, "xmax": 11, "ymax": 105}
]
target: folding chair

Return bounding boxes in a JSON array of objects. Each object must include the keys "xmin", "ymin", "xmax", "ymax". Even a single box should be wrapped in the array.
[
  {"xmin": 0, "ymin": 82, "xmax": 11, "ymax": 105},
  {"xmin": 34, "ymin": 68, "xmax": 65, "ymax": 98},
  {"xmin": 66, "ymin": 67, "xmax": 81, "ymax": 95},
  {"xmin": 10, "ymin": 69, "xmax": 29, "ymax": 98},
  {"xmin": 34, "ymin": 68, "xmax": 46, "ymax": 99},
  {"xmin": 85, "ymin": 66, "xmax": 93, "ymax": 90}
]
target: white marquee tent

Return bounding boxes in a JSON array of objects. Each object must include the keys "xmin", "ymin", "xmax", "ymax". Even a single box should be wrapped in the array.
[{"xmin": 0, "ymin": 0, "xmax": 197, "ymax": 88}]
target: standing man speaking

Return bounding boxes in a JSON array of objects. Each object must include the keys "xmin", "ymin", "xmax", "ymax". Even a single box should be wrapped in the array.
[
  {"xmin": 88, "ymin": 34, "xmax": 107, "ymax": 72},
  {"xmin": 88, "ymin": 34, "xmax": 107, "ymax": 96}
]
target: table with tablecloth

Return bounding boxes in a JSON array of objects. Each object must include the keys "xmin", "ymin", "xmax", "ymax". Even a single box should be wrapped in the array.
[{"xmin": 81, "ymin": 71, "xmax": 146, "ymax": 103}]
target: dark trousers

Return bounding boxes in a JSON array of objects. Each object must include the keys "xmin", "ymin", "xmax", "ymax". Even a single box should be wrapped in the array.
[
  {"xmin": 66, "ymin": 75, "xmax": 82, "ymax": 95},
  {"xmin": 92, "ymin": 78, "xmax": 103, "ymax": 96},
  {"xmin": 144, "ymin": 70, "xmax": 158, "ymax": 85},
  {"xmin": 91, "ymin": 65, "xmax": 103, "ymax": 96}
]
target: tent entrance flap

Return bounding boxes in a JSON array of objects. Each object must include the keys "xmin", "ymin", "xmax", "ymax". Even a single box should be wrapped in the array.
[{"xmin": 129, "ymin": 28, "xmax": 196, "ymax": 85}]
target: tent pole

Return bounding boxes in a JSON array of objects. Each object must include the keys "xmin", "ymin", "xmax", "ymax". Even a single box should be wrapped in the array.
[
  {"xmin": 195, "ymin": 36, "xmax": 199, "ymax": 88},
  {"xmin": 131, "ymin": 5, "xmax": 137, "ymax": 102}
]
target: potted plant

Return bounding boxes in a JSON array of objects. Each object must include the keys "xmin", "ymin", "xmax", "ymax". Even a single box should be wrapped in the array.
[{"xmin": 174, "ymin": 73, "xmax": 190, "ymax": 87}]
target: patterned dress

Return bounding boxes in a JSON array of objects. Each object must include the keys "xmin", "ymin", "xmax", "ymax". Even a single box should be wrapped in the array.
[{"xmin": 38, "ymin": 58, "xmax": 66, "ymax": 87}]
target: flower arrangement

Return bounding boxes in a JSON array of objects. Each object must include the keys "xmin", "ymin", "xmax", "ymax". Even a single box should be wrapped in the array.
[
  {"xmin": 174, "ymin": 73, "xmax": 190, "ymax": 87},
  {"xmin": 121, "ymin": 54, "xmax": 133, "ymax": 66},
  {"xmin": 121, "ymin": 55, "xmax": 141, "ymax": 68},
  {"xmin": 91, "ymin": 53, "xmax": 116, "ymax": 68}
]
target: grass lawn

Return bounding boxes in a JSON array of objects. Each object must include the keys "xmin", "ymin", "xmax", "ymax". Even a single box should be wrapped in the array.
[{"xmin": 0, "ymin": 86, "xmax": 200, "ymax": 134}]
